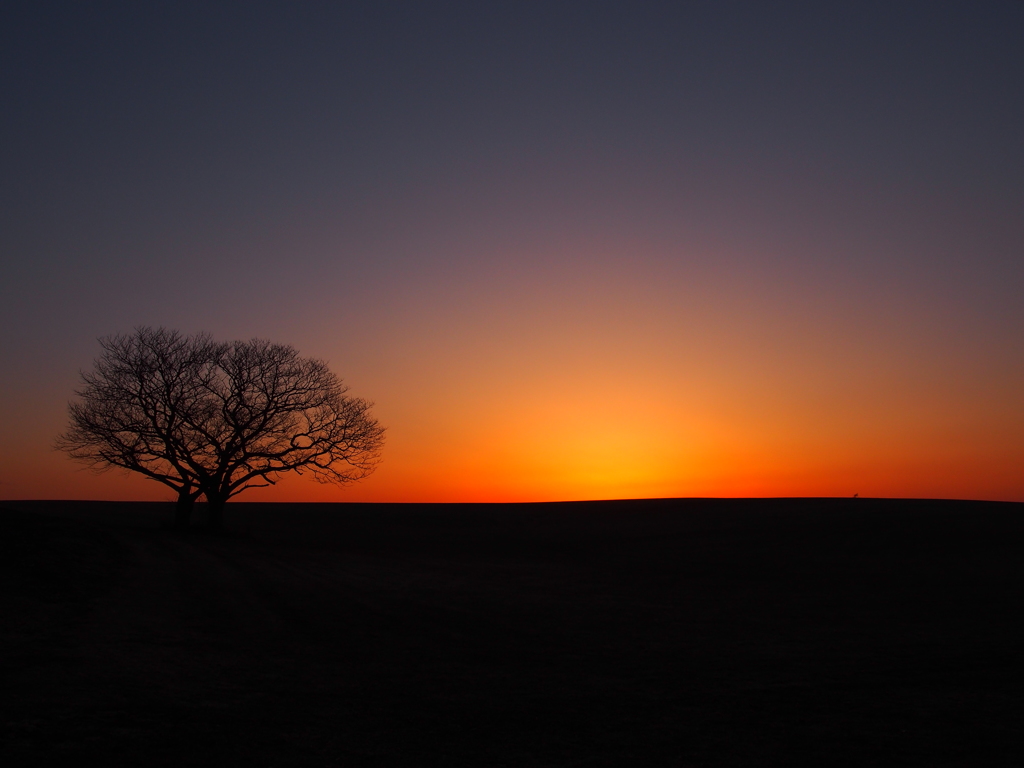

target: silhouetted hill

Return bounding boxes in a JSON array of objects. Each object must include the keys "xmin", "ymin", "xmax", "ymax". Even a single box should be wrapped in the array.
[{"xmin": 2, "ymin": 499, "xmax": 1022, "ymax": 766}]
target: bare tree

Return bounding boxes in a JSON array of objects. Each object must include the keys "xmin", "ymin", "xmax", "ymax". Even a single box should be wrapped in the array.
[{"xmin": 57, "ymin": 328, "xmax": 385, "ymax": 528}]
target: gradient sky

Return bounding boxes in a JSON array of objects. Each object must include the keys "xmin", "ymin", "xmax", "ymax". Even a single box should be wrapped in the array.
[{"xmin": 2, "ymin": 1, "xmax": 1022, "ymax": 503}]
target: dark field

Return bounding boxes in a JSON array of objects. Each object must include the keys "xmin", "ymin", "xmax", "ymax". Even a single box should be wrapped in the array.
[{"xmin": 2, "ymin": 498, "xmax": 1022, "ymax": 766}]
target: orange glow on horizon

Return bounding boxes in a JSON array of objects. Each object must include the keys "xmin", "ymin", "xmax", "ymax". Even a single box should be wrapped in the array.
[{"xmin": 4, "ymin": 340, "xmax": 1024, "ymax": 505}]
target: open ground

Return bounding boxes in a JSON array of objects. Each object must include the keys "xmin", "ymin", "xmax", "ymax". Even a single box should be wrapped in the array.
[{"xmin": 2, "ymin": 498, "xmax": 1022, "ymax": 766}]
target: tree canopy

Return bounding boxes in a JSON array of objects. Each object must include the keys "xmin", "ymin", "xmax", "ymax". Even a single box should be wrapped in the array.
[{"xmin": 57, "ymin": 328, "xmax": 385, "ymax": 527}]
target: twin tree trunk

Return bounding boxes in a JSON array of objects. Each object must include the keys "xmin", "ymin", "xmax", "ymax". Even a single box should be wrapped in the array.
[
  {"xmin": 175, "ymin": 487, "xmax": 194, "ymax": 529},
  {"xmin": 174, "ymin": 485, "xmax": 227, "ymax": 531},
  {"xmin": 205, "ymin": 492, "xmax": 229, "ymax": 531}
]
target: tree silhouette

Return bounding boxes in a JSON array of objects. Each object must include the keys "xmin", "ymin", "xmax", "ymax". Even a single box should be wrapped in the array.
[{"xmin": 57, "ymin": 328, "xmax": 385, "ymax": 528}]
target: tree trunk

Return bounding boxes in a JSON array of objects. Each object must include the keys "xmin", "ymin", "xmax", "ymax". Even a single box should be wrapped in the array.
[
  {"xmin": 174, "ymin": 490, "xmax": 194, "ymax": 528},
  {"xmin": 206, "ymin": 495, "xmax": 227, "ymax": 531}
]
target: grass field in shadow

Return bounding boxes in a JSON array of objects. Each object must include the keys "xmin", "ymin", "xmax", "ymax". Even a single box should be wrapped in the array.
[{"xmin": 2, "ymin": 498, "xmax": 1022, "ymax": 766}]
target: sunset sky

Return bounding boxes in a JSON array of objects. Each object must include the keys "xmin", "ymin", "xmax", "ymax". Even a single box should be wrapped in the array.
[{"xmin": 2, "ymin": 2, "xmax": 1022, "ymax": 503}]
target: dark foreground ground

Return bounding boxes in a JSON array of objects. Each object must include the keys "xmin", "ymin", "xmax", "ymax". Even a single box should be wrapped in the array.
[{"xmin": 2, "ymin": 498, "xmax": 1022, "ymax": 766}]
